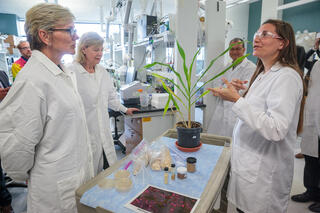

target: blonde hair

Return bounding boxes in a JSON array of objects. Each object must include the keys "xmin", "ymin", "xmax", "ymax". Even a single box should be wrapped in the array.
[
  {"xmin": 76, "ymin": 32, "xmax": 104, "ymax": 65},
  {"xmin": 24, "ymin": 3, "xmax": 75, "ymax": 50}
]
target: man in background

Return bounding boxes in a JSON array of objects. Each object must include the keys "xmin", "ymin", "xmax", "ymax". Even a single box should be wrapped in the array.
[
  {"xmin": 207, "ymin": 37, "xmax": 256, "ymax": 137},
  {"xmin": 11, "ymin": 41, "xmax": 32, "ymax": 81},
  {"xmin": 305, "ymin": 36, "xmax": 320, "ymax": 72}
]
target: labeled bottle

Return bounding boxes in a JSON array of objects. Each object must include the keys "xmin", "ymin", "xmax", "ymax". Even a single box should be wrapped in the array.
[
  {"xmin": 164, "ymin": 167, "xmax": 169, "ymax": 184},
  {"xmin": 171, "ymin": 164, "xmax": 176, "ymax": 180}
]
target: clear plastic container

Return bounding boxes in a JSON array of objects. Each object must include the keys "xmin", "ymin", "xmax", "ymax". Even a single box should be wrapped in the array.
[{"xmin": 138, "ymin": 89, "xmax": 149, "ymax": 107}]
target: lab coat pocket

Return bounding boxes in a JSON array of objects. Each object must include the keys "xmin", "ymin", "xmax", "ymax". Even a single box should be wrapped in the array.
[
  {"xmin": 231, "ymin": 145, "xmax": 262, "ymax": 183},
  {"xmin": 57, "ymin": 175, "xmax": 79, "ymax": 210}
]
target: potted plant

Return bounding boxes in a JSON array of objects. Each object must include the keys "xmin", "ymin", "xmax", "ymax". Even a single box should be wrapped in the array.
[{"xmin": 144, "ymin": 41, "xmax": 249, "ymax": 149}]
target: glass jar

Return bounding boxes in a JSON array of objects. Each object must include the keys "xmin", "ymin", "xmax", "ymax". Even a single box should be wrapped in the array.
[
  {"xmin": 186, "ymin": 157, "xmax": 197, "ymax": 173},
  {"xmin": 177, "ymin": 166, "xmax": 187, "ymax": 179}
]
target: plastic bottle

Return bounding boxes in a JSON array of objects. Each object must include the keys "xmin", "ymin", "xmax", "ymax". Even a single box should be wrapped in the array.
[
  {"xmin": 171, "ymin": 164, "xmax": 176, "ymax": 180},
  {"xmin": 164, "ymin": 167, "xmax": 169, "ymax": 184}
]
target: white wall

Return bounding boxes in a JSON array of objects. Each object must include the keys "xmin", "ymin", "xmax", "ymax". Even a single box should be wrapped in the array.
[{"xmin": 225, "ymin": 4, "xmax": 250, "ymax": 62}]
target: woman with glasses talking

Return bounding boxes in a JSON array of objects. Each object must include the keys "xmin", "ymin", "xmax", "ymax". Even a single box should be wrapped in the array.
[
  {"xmin": 0, "ymin": 3, "xmax": 95, "ymax": 212},
  {"xmin": 209, "ymin": 19, "xmax": 305, "ymax": 213}
]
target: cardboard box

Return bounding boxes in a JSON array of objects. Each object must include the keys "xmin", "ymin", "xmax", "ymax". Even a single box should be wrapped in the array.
[
  {"xmin": 124, "ymin": 118, "xmax": 142, "ymax": 154},
  {"xmin": 4, "ymin": 35, "xmax": 19, "ymax": 47}
]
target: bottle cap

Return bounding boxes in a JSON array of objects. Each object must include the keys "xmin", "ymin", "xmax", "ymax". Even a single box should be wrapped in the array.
[
  {"xmin": 164, "ymin": 167, "xmax": 169, "ymax": 171},
  {"xmin": 187, "ymin": 157, "xmax": 197, "ymax": 164},
  {"xmin": 171, "ymin": 163, "xmax": 175, "ymax": 168}
]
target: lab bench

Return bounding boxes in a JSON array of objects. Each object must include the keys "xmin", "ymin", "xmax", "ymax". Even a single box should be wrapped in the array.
[{"xmin": 76, "ymin": 129, "xmax": 231, "ymax": 213}]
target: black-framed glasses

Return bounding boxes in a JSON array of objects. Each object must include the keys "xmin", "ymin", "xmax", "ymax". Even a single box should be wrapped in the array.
[
  {"xmin": 49, "ymin": 28, "xmax": 77, "ymax": 37},
  {"xmin": 19, "ymin": 46, "xmax": 31, "ymax": 50}
]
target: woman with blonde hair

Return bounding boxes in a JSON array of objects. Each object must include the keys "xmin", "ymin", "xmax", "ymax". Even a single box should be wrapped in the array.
[
  {"xmin": 209, "ymin": 19, "xmax": 305, "ymax": 213},
  {"xmin": 0, "ymin": 3, "xmax": 94, "ymax": 212},
  {"xmin": 68, "ymin": 32, "xmax": 138, "ymax": 174}
]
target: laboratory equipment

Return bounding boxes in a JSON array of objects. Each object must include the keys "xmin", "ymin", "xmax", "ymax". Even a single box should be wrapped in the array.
[{"xmin": 120, "ymin": 81, "xmax": 149, "ymax": 105}]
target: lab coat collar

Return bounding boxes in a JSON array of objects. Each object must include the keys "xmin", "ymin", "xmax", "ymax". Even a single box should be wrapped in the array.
[
  {"xmin": 237, "ymin": 57, "xmax": 249, "ymax": 69},
  {"xmin": 270, "ymin": 62, "xmax": 282, "ymax": 72},
  {"xmin": 31, "ymin": 50, "xmax": 67, "ymax": 76},
  {"xmin": 73, "ymin": 61, "xmax": 88, "ymax": 74},
  {"xmin": 72, "ymin": 61, "xmax": 99, "ymax": 75},
  {"xmin": 230, "ymin": 57, "xmax": 248, "ymax": 71}
]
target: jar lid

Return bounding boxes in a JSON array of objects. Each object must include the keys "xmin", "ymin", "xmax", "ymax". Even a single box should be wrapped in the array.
[
  {"xmin": 171, "ymin": 163, "xmax": 175, "ymax": 168},
  {"xmin": 187, "ymin": 157, "xmax": 197, "ymax": 164},
  {"xmin": 164, "ymin": 167, "xmax": 169, "ymax": 171},
  {"xmin": 177, "ymin": 166, "xmax": 187, "ymax": 174}
]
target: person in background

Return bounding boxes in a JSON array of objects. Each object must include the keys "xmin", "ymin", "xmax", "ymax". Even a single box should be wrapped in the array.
[
  {"xmin": 305, "ymin": 36, "xmax": 320, "ymax": 72},
  {"xmin": 11, "ymin": 41, "xmax": 32, "ymax": 81},
  {"xmin": 209, "ymin": 19, "xmax": 304, "ymax": 213},
  {"xmin": 0, "ymin": 3, "xmax": 94, "ymax": 212},
  {"xmin": 207, "ymin": 37, "xmax": 255, "ymax": 137},
  {"xmin": 0, "ymin": 70, "xmax": 10, "ymax": 102},
  {"xmin": 297, "ymin": 45, "xmax": 306, "ymax": 72},
  {"xmin": 68, "ymin": 32, "xmax": 139, "ymax": 174},
  {"xmin": 0, "ymin": 70, "xmax": 13, "ymax": 213},
  {"xmin": 295, "ymin": 45, "xmax": 306, "ymax": 159},
  {"xmin": 0, "ymin": 161, "xmax": 13, "ymax": 213},
  {"xmin": 291, "ymin": 61, "xmax": 320, "ymax": 213}
]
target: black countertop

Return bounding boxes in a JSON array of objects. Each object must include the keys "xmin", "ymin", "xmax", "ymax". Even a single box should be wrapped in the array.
[{"xmin": 108, "ymin": 103, "xmax": 206, "ymax": 116}]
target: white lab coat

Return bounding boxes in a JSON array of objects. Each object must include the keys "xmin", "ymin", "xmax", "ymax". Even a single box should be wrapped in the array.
[
  {"xmin": 68, "ymin": 62, "xmax": 127, "ymax": 174},
  {"xmin": 227, "ymin": 63, "xmax": 303, "ymax": 213},
  {"xmin": 0, "ymin": 50, "xmax": 94, "ymax": 213},
  {"xmin": 207, "ymin": 58, "xmax": 256, "ymax": 137},
  {"xmin": 301, "ymin": 61, "xmax": 320, "ymax": 157}
]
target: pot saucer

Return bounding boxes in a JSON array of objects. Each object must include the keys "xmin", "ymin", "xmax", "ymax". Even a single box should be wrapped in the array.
[{"xmin": 175, "ymin": 141, "xmax": 202, "ymax": 152}]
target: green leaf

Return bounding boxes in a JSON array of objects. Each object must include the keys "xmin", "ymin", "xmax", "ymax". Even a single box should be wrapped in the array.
[
  {"xmin": 192, "ymin": 53, "xmax": 250, "ymax": 97},
  {"xmin": 191, "ymin": 41, "xmax": 244, "ymax": 93},
  {"xmin": 146, "ymin": 61, "xmax": 189, "ymax": 96},
  {"xmin": 171, "ymin": 96, "xmax": 180, "ymax": 111},
  {"xmin": 159, "ymin": 79, "xmax": 186, "ymax": 113},
  {"xmin": 189, "ymin": 47, "xmax": 201, "ymax": 86},
  {"xmin": 163, "ymin": 94, "xmax": 172, "ymax": 116},
  {"xmin": 144, "ymin": 62, "xmax": 158, "ymax": 69},
  {"xmin": 191, "ymin": 90, "xmax": 210, "ymax": 106},
  {"xmin": 176, "ymin": 41, "xmax": 190, "ymax": 89},
  {"xmin": 151, "ymin": 73, "xmax": 188, "ymax": 100}
]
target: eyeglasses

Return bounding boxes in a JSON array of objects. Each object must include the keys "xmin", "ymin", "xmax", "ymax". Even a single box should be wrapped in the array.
[
  {"xmin": 253, "ymin": 31, "xmax": 283, "ymax": 40},
  {"xmin": 49, "ymin": 28, "xmax": 77, "ymax": 37},
  {"xmin": 19, "ymin": 47, "xmax": 31, "ymax": 50},
  {"xmin": 230, "ymin": 47, "xmax": 244, "ymax": 51}
]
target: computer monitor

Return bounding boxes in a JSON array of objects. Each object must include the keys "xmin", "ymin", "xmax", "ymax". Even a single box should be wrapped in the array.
[{"xmin": 126, "ymin": 67, "xmax": 136, "ymax": 84}]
